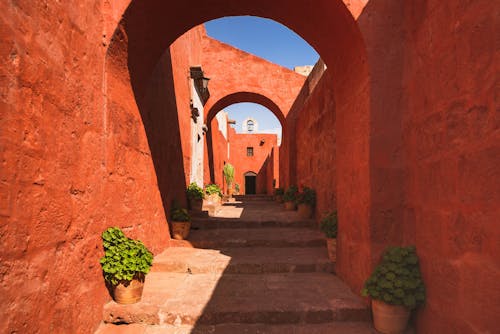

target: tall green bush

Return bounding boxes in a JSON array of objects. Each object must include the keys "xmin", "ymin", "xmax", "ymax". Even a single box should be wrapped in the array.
[{"xmin": 223, "ymin": 163, "xmax": 235, "ymax": 188}]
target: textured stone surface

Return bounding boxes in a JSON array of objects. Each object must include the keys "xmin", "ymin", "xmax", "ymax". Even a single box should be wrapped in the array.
[
  {"xmin": 399, "ymin": 1, "xmax": 499, "ymax": 332},
  {"xmin": 152, "ymin": 246, "xmax": 333, "ymax": 274},
  {"xmin": 96, "ymin": 322, "xmax": 386, "ymax": 334},
  {"xmin": 188, "ymin": 227, "xmax": 325, "ymax": 249},
  {"xmin": 103, "ymin": 272, "xmax": 369, "ymax": 326}
]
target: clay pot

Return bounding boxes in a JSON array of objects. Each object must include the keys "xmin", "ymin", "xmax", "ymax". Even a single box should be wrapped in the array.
[
  {"xmin": 372, "ymin": 299, "xmax": 411, "ymax": 334},
  {"xmin": 284, "ymin": 201, "xmax": 296, "ymax": 210},
  {"xmin": 297, "ymin": 203, "xmax": 313, "ymax": 218},
  {"xmin": 206, "ymin": 194, "xmax": 221, "ymax": 205},
  {"xmin": 112, "ymin": 278, "xmax": 145, "ymax": 304},
  {"xmin": 275, "ymin": 195, "xmax": 284, "ymax": 203},
  {"xmin": 189, "ymin": 198, "xmax": 203, "ymax": 212},
  {"xmin": 171, "ymin": 221, "xmax": 191, "ymax": 240},
  {"xmin": 326, "ymin": 238, "xmax": 337, "ymax": 262},
  {"xmin": 228, "ymin": 188, "xmax": 233, "ymax": 197}
]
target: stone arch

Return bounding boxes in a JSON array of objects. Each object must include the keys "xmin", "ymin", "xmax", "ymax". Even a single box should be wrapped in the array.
[
  {"xmin": 206, "ymin": 92, "xmax": 286, "ymax": 127},
  {"xmin": 106, "ymin": 0, "xmax": 371, "ymax": 294}
]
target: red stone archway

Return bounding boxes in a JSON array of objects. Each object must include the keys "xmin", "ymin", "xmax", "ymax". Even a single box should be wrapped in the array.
[
  {"xmin": 206, "ymin": 92, "xmax": 285, "ymax": 126},
  {"xmin": 106, "ymin": 0, "xmax": 371, "ymax": 301},
  {"xmin": 201, "ymin": 36, "xmax": 305, "ymax": 125}
]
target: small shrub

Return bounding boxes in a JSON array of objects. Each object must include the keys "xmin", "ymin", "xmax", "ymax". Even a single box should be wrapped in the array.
[
  {"xmin": 223, "ymin": 163, "xmax": 235, "ymax": 187},
  {"xmin": 99, "ymin": 227, "xmax": 153, "ymax": 286},
  {"xmin": 320, "ymin": 210, "xmax": 338, "ymax": 238},
  {"xmin": 361, "ymin": 246, "xmax": 426, "ymax": 309},
  {"xmin": 296, "ymin": 187, "xmax": 316, "ymax": 206},
  {"xmin": 186, "ymin": 182, "xmax": 203, "ymax": 200},
  {"xmin": 205, "ymin": 184, "xmax": 222, "ymax": 197},
  {"xmin": 283, "ymin": 185, "xmax": 298, "ymax": 202},
  {"xmin": 171, "ymin": 208, "xmax": 190, "ymax": 222},
  {"xmin": 274, "ymin": 188, "xmax": 284, "ymax": 196},
  {"xmin": 235, "ymin": 183, "xmax": 240, "ymax": 193}
]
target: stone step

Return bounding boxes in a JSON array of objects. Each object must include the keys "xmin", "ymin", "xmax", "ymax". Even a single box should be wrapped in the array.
[
  {"xmin": 151, "ymin": 247, "xmax": 334, "ymax": 274},
  {"xmin": 96, "ymin": 322, "xmax": 383, "ymax": 334},
  {"xmin": 234, "ymin": 195, "xmax": 274, "ymax": 201},
  {"xmin": 192, "ymin": 216, "xmax": 315, "ymax": 229},
  {"xmin": 188, "ymin": 227, "xmax": 325, "ymax": 248},
  {"xmin": 102, "ymin": 272, "xmax": 370, "ymax": 326}
]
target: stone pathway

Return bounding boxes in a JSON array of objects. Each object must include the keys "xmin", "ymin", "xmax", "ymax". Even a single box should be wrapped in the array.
[{"xmin": 96, "ymin": 196, "xmax": 377, "ymax": 333}]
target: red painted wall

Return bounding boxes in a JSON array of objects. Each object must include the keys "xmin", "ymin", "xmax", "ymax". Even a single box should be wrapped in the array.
[
  {"xmin": 286, "ymin": 1, "xmax": 500, "ymax": 332},
  {"xmin": 226, "ymin": 129, "xmax": 278, "ymax": 195},
  {"xmin": 291, "ymin": 64, "xmax": 337, "ymax": 219},
  {"xmin": 170, "ymin": 27, "xmax": 205, "ymax": 193},
  {"xmin": 399, "ymin": 1, "xmax": 499, "ymax": 331}
]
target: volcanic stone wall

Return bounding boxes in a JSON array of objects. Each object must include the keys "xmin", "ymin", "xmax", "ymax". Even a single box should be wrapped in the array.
[
  {"xmin": 400, "ymin": 1, "xmax": 499, "ymax": 331},
  {"xmin": 286, "ymin": 1, "xmax": 499, "ymax": 332}
]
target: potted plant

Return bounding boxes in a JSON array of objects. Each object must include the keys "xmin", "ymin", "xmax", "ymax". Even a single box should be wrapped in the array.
[
  {"xmin": 99, "ymin": 227, "xmax": 153, "ymax": 304},
  {"xmin": 186, "ymin": 182, "xmax": 204, "ymax": 212},
  {"xmin": 283, "ymin": 185, "xmax": 298, "ymax": 210},
  {"xmin": 361, "ymin": 246, "xmax": 426, "ymax": 334},
  {"xmin": 234, "ymin": 183, "xmax": 240, "ymax": 195},
  {"xmin": 204, "ymin": 184, "xmax": 222, "ymax": 205},
  {"xmin": 296, "ymin": 187, "xmax": 316, "ymax": 218},
  {"xmin": 171, "ymin": 207, "xmax": 191, "ymax": 240},
  {"xmin": 274, "ymin": 188, "xmax": 284, "ymax": 203},
  {"xmin": 320, "ymin": 210, "xmax": 337, "ymax": 262},
  {"xmin": 223, "ymin": 163, "xmax": 235, "ymax": 197}
]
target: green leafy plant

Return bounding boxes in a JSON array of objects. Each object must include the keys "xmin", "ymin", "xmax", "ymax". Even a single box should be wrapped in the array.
[
  {"xmin": 171, "ymin": 208, "xmax": 190, "ymax": 222},
  {"xmin": 283, "ymin": 185, "xmax": 298, "ymax": 202},
  {"xmin": 223, "ymin": 163, "xmax": 235, "ymax": 188},
  {"xmin": 320, "ymin": 210, "xmax": 338, "ymax": 238},
  {"xmin": 186, "ymin": 182, "xmax": 204, "ymax": 200},
  {"xmin": 235, "ymin": 183, "xmax": 240, "ymax": 193},
  {"xmin": 296, "ymin": 187, "xmax": 316, "ymax": 206},
  {"xmin": 274, "ymin": 188, "xmax": 284, "ymax": 196},
  {"xmin": 361, "ymin": 246, "xmax": 426, "ymax": 309},
  {"xmin": 205, "ymin": 184, "xmax": 222, "ymax": 197},
  {"xmin": 99, "ymin": 227, "xmax": 153, "ymax": 286}
]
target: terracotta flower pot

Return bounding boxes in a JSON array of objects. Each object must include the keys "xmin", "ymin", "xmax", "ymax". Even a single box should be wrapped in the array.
[
  {"xmin": 189, "ymin": 198, "xmax": 203, "ymax": 212},
  {"xmin": 297, "ymin": 203, "xmax": 313, "ymax": 218},
  {"xmin": 171, "ymin": 221, "xmax": 191, "ymax": 240},
  {"xmin": 112, "ymin": 278, "xmax": 145, "ymax": 304},
  {"xmin": 284, "ymin": 201, "xmax": 296, "ymax": 210},
  {"xmin": 372, "ymin": 299, "xmax": 411, "ymax": 334},
  {"xmin": 275, "ymin": 195, "xmax": 284, "ymax": 203},
  {"xmin": 206, "ymin": 193, "xmax": 221, "ymax": 205},
  {"xmin": 326, "ymin": 238, "xmax": 337, "ymax": 262}
]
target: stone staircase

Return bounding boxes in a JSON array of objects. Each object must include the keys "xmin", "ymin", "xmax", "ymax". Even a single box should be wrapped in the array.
[{"xmin": 95, "ymin": 196, "xmax": 374, "ymax": 334}]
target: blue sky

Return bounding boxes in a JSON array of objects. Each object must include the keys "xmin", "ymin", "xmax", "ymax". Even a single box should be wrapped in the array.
[{"xmin": 205, "ymin": 16, "xmax": 318, "ymax": 136}]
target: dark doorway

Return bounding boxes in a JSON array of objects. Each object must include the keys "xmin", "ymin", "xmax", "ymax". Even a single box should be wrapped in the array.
[{"xmin": 245, "ymin": 172, "xmax": 257, "ymax": 194}]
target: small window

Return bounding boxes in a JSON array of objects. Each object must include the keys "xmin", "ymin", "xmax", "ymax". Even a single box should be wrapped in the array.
[
  {"xmin": 247, "ymin": 147, "xmax": 254, "ymax": 156},
  {"xmin": 247, "ymin": 120, "xmax": 254, "ymax": 132}
]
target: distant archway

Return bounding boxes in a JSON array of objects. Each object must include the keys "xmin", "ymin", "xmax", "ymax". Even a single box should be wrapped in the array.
[
  {"xmin": 106, "ymin": 0, "xmax": 372, "ymax": 294},
  {"xmin": 206, "ymin": 92, "xmax": 285, "ymax": 127}
]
